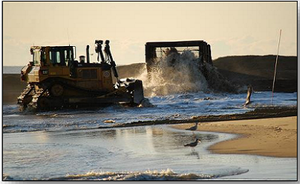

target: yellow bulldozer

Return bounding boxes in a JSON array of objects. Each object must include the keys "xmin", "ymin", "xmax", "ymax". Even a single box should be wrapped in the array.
[{"xmin": 18, "ymin": 40, "xmax": 144, "ymax": 111}]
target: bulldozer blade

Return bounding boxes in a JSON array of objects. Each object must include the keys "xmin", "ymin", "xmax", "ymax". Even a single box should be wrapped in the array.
[{"xmin": 133, "ymin": 80, "xmax": 144, "ymax": 104}]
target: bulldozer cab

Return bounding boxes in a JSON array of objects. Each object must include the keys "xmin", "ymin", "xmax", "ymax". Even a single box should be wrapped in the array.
[{"xmin": 30, "ymin": 46, "xmax": 75, "ymax": 67}]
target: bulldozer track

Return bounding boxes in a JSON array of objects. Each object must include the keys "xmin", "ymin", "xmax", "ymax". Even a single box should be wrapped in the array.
[
  {"xmin": 17, "ymin": 84, "xmax": 34, "ymax": 110},
  {"xmin": 21, "ymin": 78, "xmax": 139, "ymax": 111},
  {"xmin": 17, "ymin": 84, "xmax": 33, "ymax": 103},
  {"xmin": 28, "ymin": 86, "xmax": 49, "ymax": 110}
]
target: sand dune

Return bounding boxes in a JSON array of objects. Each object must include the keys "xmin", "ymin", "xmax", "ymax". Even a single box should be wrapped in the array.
[{"xmin": 213, "ymin": 55, "xmax": 297, "ymax": 92}]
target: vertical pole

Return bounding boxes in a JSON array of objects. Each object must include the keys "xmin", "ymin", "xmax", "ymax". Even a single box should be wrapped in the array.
[
  {"xmin": 271, "ymin": 29, "xmax": 282, "ymax": 104},
  {"xmin": 86, "ymin": 45, "xmax": 90, "ymax": 63}
]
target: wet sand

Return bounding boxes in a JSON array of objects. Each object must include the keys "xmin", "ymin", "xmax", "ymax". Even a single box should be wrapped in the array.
[{"xmin": 173, "ymin": 116, "xmax": 297, "ymax": 158}]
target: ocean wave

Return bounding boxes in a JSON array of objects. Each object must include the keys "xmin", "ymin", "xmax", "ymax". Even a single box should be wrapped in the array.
[
  {"xmin": 49, "ymin": 168, "xmax": 249, "ymax": 181},
  {"xmin": 50, "ymin": 169, "xmax": 212, "ymax": 180},
  {"xmin": 3, "ymin": 174, "xmax": 14, "ymax": 180}
]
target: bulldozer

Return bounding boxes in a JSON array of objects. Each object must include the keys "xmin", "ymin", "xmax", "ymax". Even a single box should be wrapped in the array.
[{"xmin": 17, "ymin": 40, "xmax": 144, "ymax": 111}]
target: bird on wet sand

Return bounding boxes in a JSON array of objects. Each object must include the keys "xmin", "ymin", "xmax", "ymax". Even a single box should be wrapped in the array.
[
  {"xmin": 184, "ymin": 138, "xmax": 201, "ymax": 148},
  {"xmin": 185, "ymin": 122, "xmax": 199, "ymax": 131}
]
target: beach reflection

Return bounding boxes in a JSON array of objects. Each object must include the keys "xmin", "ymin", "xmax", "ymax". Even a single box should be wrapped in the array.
[
  {"xmin": 186, "ymin": 151, "xmax": 201, "ymax": 160},
  {"xmin": 3, "ymin": 125, "xmax": 297, "ymax": 180},
  {"xmin": 94, "ymin": 126, "xmax": 219, "ymax": 155}
]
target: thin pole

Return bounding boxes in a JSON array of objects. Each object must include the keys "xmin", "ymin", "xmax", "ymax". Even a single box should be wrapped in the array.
[{"xmin": 271, "ymin": 29, "xmax": 282, "ymax": 104}]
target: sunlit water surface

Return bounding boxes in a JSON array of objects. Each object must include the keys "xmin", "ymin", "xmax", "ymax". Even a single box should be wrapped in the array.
[
  {"xmin": 3, "ymin": 91, "xmax": 297, "ymax": 180},
  {"xmin": 3, "ymin": 91, "xmax": 297, "ymax": 133}
]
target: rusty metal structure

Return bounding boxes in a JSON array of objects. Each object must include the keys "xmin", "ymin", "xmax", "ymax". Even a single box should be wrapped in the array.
[
  {"xmin": 145, "ymin": 40, "xmax": 213, "ymax": 77},
  {"xmin": 17, "ymin": 40, "xmax": 144, "ymax": 111},
  {"xmin": 144, "ymin": 40, "xmax": 240, "ymax": 93}
]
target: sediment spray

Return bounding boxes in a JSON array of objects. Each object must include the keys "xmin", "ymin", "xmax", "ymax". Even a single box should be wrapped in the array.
[{"xmin": 136, "ymin": 49, "xmax": 238, "ymax": 97}]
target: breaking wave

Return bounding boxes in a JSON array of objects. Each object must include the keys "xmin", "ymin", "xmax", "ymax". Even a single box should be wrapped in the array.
[{"xmin": 49, "ymin": 168, "xmax": 249, "ymax": 181}]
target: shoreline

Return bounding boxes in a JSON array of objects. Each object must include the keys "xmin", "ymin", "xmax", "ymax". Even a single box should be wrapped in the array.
[
  {"xmin": 109, "ymin": 106, "xmax": 297, "ymax": 128},
  {"xmin": 172, "ymin": 116, "xmax": 297, "ymax": 158},
  {"xmin": 3, "ymin": 104, "xmax": 298, "ymax": 158}
]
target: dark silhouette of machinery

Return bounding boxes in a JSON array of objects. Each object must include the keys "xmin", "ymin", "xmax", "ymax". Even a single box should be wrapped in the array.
[
  {"xmin": 145, "ymin": 40, "xmax": 238, "ymax": 93},
  {"xmin": 145, "ymin": 40, "xmax": 213, "ymax": 79}
]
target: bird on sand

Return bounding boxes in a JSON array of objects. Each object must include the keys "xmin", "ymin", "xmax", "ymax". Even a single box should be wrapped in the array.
[
  {"xmin": 184, "ymin": 138, "xmax": 201, "ymax": 148},
  {"xmin": 185, "ymin": 122, "xmax": 199, "ymax": 131}
]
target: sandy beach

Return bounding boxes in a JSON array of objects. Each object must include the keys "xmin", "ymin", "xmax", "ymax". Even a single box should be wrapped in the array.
[{"xmin": 173, "ymin": 116, "xmax": 297, "ymax": 158}]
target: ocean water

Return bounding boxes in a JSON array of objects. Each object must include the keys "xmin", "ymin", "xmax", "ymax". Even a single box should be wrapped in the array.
[
  {"xmin": 2, "ymin": 91, "xmax": 297, "ymax": 180},
  {"xmin": 3, "ymin": 91, "xmax": 297, "ymax": 133},
  {"xmin": 3, "ymin": 66, "xmax": 23, "ymax": 74}
]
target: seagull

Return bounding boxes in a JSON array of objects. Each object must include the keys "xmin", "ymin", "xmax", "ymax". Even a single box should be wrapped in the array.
[
  {"xmin": 185, "ymin": 122, "xmax": 199, "ymax": 135},
  {"xmin": 184, "ymin": 138, "xmax": 201, "ymax": 148}
]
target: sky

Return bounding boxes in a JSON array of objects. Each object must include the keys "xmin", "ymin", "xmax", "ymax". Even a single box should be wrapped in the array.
[{"xmin": 2, "ymin": 2, "xmax": 297, "ymax": 66}]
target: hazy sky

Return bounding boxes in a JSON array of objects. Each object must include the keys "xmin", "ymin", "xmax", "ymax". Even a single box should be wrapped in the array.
[{"xmin": 3, "ymin": 2, "xmax": 297, "ymax": 66}]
